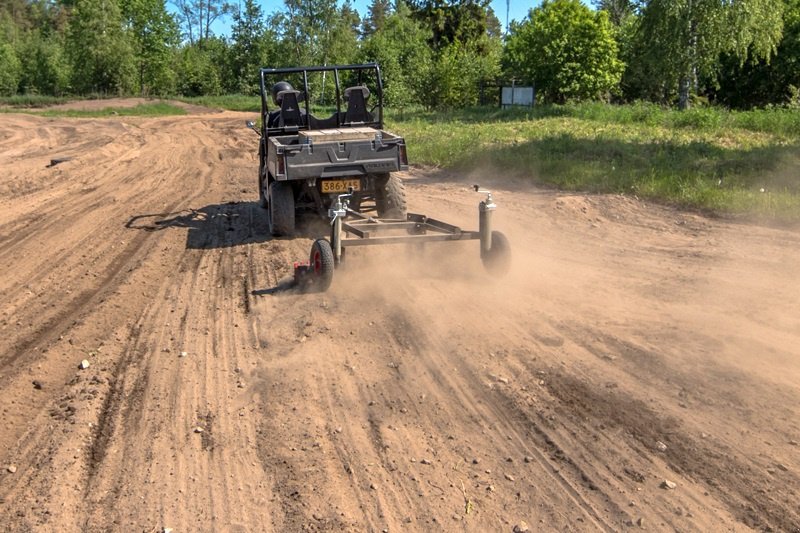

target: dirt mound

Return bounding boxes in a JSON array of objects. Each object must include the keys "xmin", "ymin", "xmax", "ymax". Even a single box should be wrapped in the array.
[{"xmin": 0, "ymin": 112, "xmax": 798, "ymax": 531}]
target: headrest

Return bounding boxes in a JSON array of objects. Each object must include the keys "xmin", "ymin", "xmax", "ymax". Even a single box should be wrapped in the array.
[
  {"xmin": 276, "ymin": 89, "xmax": 304, "ymax": 105},
  {"xmin": 343, "ymin": 86, "xmax": 370, "ymax": 101}
]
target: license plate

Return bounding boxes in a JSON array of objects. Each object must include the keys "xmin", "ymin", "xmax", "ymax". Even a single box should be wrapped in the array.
[{"xmin": 321, "ymin": 179, "xmax": 361, "ymax": 193}]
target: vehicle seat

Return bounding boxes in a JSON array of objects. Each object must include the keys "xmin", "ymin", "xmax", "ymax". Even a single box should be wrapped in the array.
[
  {"xmin": 276, "ymin": 90, "xmax": 304, "ymax": 128},
  {"xmin": 343, "ymin": 86, "xmax": 371, "ymax": 125}
]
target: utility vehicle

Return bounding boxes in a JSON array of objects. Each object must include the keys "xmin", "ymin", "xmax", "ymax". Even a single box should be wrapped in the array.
[{"xmin": 247, "ymin": 63, "xmax": 408, "ymax": 236}]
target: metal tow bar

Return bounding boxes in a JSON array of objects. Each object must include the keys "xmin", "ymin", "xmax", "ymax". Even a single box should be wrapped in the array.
[{"xmin": 294, "ymin": 185, "xmax": 511, "ymax": 292}]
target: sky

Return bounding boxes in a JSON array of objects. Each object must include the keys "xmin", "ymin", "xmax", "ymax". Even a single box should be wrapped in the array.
[{"xmin": 205, "ymin": 0, "xmax": 545, "ymax": 38}]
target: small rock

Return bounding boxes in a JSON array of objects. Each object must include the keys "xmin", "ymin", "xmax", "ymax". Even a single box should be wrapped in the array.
[
  {"xmin": 162, "ymin": 528, "xmax": 173, "ymax": 533},
  {"xmin": 194, "ymin": 427, "xmax": 204, "ymax": 434},
  {"xmin": 472, "ymin": 458, "xmax": 480, "ymax": 465},
  {"xmin": 506, "ymin": 457, "xmax": 514, "ymax": 463},
  {"xmin": 524, "ymin": 456, "xmax": 532, "ymax": 463},
  {"xmin": 661, "ymin": 480, "xmax": 677, "ymax": 490},
  {"xmin": 498, "ymin": 377, "xmax": 509, "ymax": 385},
  {"xmin": 637, "ymin": 517, "xmax": 644, "ymax": 527},
  {"xmin": 776, "ymin": 463, "xmax": 789, "ymax": 472},
  {"xmin": 32, "ymin": 380, "xmax": 43, "ymax": 390},
  {"xmin": 789, "ymin": 440, "xmax": 798, "ymax": 446},
  {"xmin": 421, "ymin": 458, "xmax": 432, "ymax": 465},
  {"xmin": 504, "ymin": 473, "xmax": 515, "ymax": 481},
  {"xmin": 79, "ymin": 359, "xmax": 90, "ymax": 370},
  {"xmin": 513, "ymin": 521, "xmax": 530, "ymax": 533},
  {"xmin": 655, "ymin": 441, "xmax": 667, "ymax": 452},
  {"xmin": 486, "ymin": 484, "xmax": 495, "ymax": 492},
  {"xmin": 6, "ymin": 465, "xmax": 17, "ymax": 474},
  {"xmin": 179, "ymin": 351, "xmax": 188, "ymax": 358}
]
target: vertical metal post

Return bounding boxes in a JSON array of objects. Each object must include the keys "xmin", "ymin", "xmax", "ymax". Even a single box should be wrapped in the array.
[
  {"xmin": 333, "ymin": 213, "xmax": 342, "ymax": 264},
  {"xmin": 479, "ymin": 193, "xmax": 495, "ymax": 257}
]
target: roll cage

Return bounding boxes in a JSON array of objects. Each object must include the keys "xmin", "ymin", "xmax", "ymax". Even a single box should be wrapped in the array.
[{"xmin": 258, "ymin": 63, "xmax": 385, "ymax": 138}]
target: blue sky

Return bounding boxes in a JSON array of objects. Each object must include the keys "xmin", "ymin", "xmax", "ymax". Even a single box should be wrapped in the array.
[{"xmin": 205, "ymin": 0, "xmax": 544, "ymax": 38}]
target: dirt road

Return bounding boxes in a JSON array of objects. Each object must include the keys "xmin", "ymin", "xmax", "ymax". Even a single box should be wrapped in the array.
[{"xmin": 0, "ymin": 109, "xmax": 798, "ymax": 532}]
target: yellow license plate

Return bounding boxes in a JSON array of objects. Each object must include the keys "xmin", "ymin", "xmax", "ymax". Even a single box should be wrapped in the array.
[{"xmin": 321, "ymin": 179, "xmax": 361, "ymax": 193}]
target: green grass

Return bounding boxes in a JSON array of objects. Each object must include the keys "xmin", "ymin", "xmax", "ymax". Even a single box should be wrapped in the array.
[
  {"xmin": 0, "ymin": 94, "xmax": 75, "ymax": 107},
  {"xmin": 176, "ymin": 94, "xmax": 261, "ymax": 112},
  {"xmin": 387, "ymin": 103, "xmax": 800, "ymax": 220},
  {"xmin": 1, "ymin": 102, "xmax": 187, "ymax": 117}
]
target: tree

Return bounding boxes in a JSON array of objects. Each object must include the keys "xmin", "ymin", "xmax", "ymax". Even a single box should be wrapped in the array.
[
  {"xmin": 228, "ymin": 0, "xmax": 274, "ymax": 94},
  {"xmin": 637, "ymin": 0, "xmax": 784, "ymax": 109},
  {"xmin": 175, "ymin": 38, "xmax": 224, "ymax": 95},
  {"xmin": 504, "ymin": 0, "xmax": 623, "ymax": 103},
  {"xmin": 66, "ymin": 0, "xmax": 135, "ymax": 94},
  {"xmin": 122, "ymin": 0, "xmax": 179, "ymax": 95},
  {"xmin": 0, "ymin": 41, "xmax": 21, "ymax": 95},
  {"xmin": 407, "ymin": 0, "xmax": 499, "ymax": 51},
  {"xmin": 361, "ymin": 0, "xmax": 391, "ymax": 37},
  {"xmin": 18, "ymin": 30, "xmax": 71, "ymax": 94},
  {"xmin": 172, "ymin": 0, "xmax": 232, "ymax": 45},
  {"xmin": 361, "ymin": 0, "xmax": 432, "ymax": 108},
  {"xmin": 270, "ymin": 0, "xmax": 360, "ymax": 67},
  {"xmin": 712, "ymin": 0, "xmax": 800, "ymax": 108},
  {"xmin": 425, "ymin": 37, "xmax": 501, "ymax": 108},
  {"xmin": 593, "ymin": 0, "xmax": 638, "ymax": 26}
]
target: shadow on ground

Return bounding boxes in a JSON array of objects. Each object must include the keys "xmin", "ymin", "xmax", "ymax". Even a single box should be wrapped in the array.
[{"xmin": 126, "ymin": 201, "xmax": 331, "ymax": 249}]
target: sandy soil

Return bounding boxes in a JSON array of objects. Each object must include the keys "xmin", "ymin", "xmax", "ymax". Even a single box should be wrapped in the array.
[{"xmin": 0, "ymin": 106, "xmax": 798, "ymax": 532}]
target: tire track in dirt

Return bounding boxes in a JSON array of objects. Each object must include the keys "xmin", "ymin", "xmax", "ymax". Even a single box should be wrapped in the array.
[{"xmin": 1, "ymin": 109, "xmax": 799, "ymax": 532}]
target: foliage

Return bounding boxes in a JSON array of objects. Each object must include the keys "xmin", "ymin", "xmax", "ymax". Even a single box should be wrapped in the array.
[
  {"xmin": 593, "ymin": 0, "xmax": 637, "ymax": 26},
  {"xmin": 175, "ymin": 40, "xmax": 223, "ymax": 96},
  {"xmin": 228, "ymin": 0, "xmax": 274, "ymax": 94},
  {"xmin": 122, "ymin": 0, "xmax": 179, "ymax": 96},
  {"xmin": 711, "ymin": 0, "xmax": 800, "ymax": 109},
  {"xmin": 0, "ymin": 41, "xmax": 21, "ymax": 96},
  {"xmin": 636, "ymin": 0, "xmax": 785, "ymax": 109},
  {"xmin": 424, "ymin": 37, "xmax": 501, "ymax": 108},
  {"xmin": 17, "ymin": 30, "xmax": 71, "ymax": 95},
  {"xmin": 361, "ymin": 0, "xmax": 391, "ymax": 36},
  {"xmin": 504, "ymin": 0, "xmax": 623, "ymax": 103},
  {"xmin": 407, "ymin": 0, "xmax": 501, "ymax": 50},
  {"xmin": 172, "ymin": 0, "xmax": 233, "ymax": 45},
  {"xmin": 269, "ymin": 0, "xmax": 360, "ymax": 67},
  {"xmin": 360, "ymin": 1, "xmax": 432, "ymax": 108},
  {"xmin": 66, "ymin": 0, "xmax": 135, "ymax": 94}
]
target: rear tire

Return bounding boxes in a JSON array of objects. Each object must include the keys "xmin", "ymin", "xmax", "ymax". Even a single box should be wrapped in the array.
[
  {"xmin": 309, "ymin": 239, "xmax": 335, "ymax": 292},
  {"xmin": 481, "ymin": 231, "xmax": 511, "ymax": 276},
  {"xmin": 258, "ymin": 174, "xmax": 267, "ymax": 208},
  {"xmin": 257, "ymin": 143, "xmax": 267, "ymax": 208},
  {"xmin": 376, "ymin": 174, "xmax": 407, "ymax": 219},
  {"xmin": 268, "ymin": 181, "xmax": 295, "ymax": 236}
]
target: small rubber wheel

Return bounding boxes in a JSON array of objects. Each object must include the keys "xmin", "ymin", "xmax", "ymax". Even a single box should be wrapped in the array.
[
  {"xmin": 481, "ymin": 231, "xmax": 511, "ymax": 276},
  {"xmin": 376, "ymin": 174, "xmax": 407, "ymax": 219},
  {"xmin": 268, "ymin": 181, "xmax": 295, "ymax": 236},
  {"xmin": 309, "ymin": 238, "xmax": 335, "ymax": 292}
]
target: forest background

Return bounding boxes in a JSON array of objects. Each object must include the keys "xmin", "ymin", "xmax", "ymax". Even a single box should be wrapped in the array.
[{"xmin": 1, "ymin": 0, "xmax": 799, "ymax": 110}]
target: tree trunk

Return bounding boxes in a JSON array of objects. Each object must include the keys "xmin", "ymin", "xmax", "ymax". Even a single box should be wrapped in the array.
[{"xmin": 678, "ymin": 75, "xmax": 690, "ymax": 110}]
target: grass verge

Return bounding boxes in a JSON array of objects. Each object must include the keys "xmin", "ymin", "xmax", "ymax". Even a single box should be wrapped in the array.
[
  {"xmin": 175, "ymin": 94, "xmax": 261, "ymax": 112},
  {"xmin": 0, "ymin": 102, "xmax": 187, "ymax": 117},
  {"xmin": 388, "ymin": 103, "xmax": 800, "ymax": 220}
]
